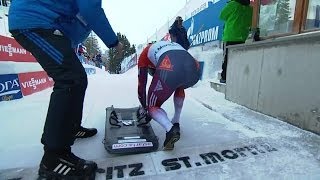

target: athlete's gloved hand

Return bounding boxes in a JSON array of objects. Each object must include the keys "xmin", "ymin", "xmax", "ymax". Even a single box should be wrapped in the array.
[
  {"xmin": 114, "ymin": 42, "xmax": 124, "ymax": 59},
  {"xmin": 137, "ymin": 105, "xmax": 147, "ymax": 119},
  {"xmin": 115, "ymin": 42, "xmax": 123, "ymax": 52},
  {"xmin": 144, "ymin": 114, "xmax": 152, "ymax": 123},
  {"xmin": 136, "ymin": 106, "xmax": 152, "ymax": 126}
]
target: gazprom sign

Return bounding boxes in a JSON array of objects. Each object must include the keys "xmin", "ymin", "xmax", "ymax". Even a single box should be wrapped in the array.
[{"xmin": 183, "ymin": 0, "xmax": 227, "ymax": 47}]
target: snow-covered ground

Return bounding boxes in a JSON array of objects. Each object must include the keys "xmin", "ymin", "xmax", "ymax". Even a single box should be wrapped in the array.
[{"xmin": 1, "ymin": 64, "xmax": 320, "ymax": 179}]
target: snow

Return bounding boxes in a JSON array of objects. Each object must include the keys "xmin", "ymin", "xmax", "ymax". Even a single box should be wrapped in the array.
[
  {"xmin": 0, "ymin": 61, "xmax": 43, "ymax": 74},
  {"xmin": 1, "ymin": 60, "xmax": 320, "ymax": 179}
]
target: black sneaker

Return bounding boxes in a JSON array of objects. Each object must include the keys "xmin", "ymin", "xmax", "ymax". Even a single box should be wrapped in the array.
[
  {"xmin": 163, "ymin": 126, "xmax": 180, "ymax": 151},
  {"xmin": 38, "ymin": 151, "xmax": 97, "ymax": 179},
  {"xmin": 75, "ymin": 126, "xmax": 97, "ymax": 138},
  {"xmin": 172, "ymin": 123, "xmax": 180, "ymax": 133}
]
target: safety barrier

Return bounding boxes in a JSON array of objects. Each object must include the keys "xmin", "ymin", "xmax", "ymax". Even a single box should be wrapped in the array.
[{"xmin": 0, "ymin": 35, "xmax": 96, "ymax": 102}]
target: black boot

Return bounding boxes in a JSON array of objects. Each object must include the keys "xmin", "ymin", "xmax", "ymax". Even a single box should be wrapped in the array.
[
  {"xmin": 172, "ymin": 123, "xmax": 180, "ymax": 132},
  {"xmin": 38, "ymin": 149, "xmax": 97, "ymax": 179},
  {"xmin": 75, "ymin": 126, "xmax": 97, "ymax": 138},
  {"xmin": 163, "ymin": 127, "xmax": 180, "ymax": 151}
]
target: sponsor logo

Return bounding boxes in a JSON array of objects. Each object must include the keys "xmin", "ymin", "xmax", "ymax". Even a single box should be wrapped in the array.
[
  {"xmin": 0, "ymin": 43, "xmax": 28, "ymax": 57},
  {"xmin": 189, "ymin": 26, "xmax": 219, "ymax": 46},
  {"xmin": 0, "ymin": 78, "xmax": 21, "ymax": 96},
  {"xmin": 21, "ymin": 77, "xmax": 47, "ymax": 90},
  {"xmin": 154, "ymin": 80, "xmax": 163, "ymax": 92},
  {"xmin": 18, "ymin": 71, "xmax": 54, "ymax": 96},
  {"xmin": 191, "ymin": 2, "xmax": 208, "ymax": 17},
  {"xmin": 158, "ymin": 56, "xmax": 173, "ymax": 71},
  {"xmin": 0, "ymin": 74, "xmax": 23, "ymax": 102},
  {"xmin": 0, "ymin": 35, "xmax": 36, "ymax": 62},
  {"xmin": 112, "ymin": 142, "xmax": 153, "ymax": 149},
  {"xmin": 1, "ymin": 95, "xmax": 14, "ymax": 101},
  {"xmin": 184, "ymin": 0, "xmax": 226, "ymax": 47},
  {"xmin": 187, "ymin": 17, "xmax": 219, "ymax": 46},
  {"xmin": 152, "ymin": 42, "xmax": 182, "ymax": 61}
]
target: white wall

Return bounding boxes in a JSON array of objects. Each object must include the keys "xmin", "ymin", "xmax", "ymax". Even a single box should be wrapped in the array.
[
  {"xmin": 226, "ymin": 32, "xmax": 320, "ymax": 134},
  {"xmin": 188, "ymin": 41, "xmax": 223, "ymax": 80},
  {"xmin": 0, "ymin": 5, "xmax": 10, "ymax": 37}
]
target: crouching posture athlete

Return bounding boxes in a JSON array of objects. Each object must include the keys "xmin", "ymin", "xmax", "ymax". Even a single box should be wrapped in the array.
[{"xmin": 137, "ymin": 41, "xmax": 200, "ymax": 150}]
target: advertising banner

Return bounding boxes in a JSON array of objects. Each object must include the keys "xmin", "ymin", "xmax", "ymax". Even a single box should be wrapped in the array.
[
  {"xmin": 84, "ymin": 67, "xmax": 96, "ymax": 75},
  {"xmin": 0, "ymin": 35, "xmax": 37, "ymax": 62},
  {"xmin": 126, "ymin": 54, "xmax": 137, "ymax": 70},
  {"xmin": 0, "ymin": 74, "xmax": 23, "ymax": 102},
  {"xmin": 18, "ymin": 71, "xmax": 54, "ymax": 96},
  {"xmin": 183, "ymin": 0, "xmax": 227, "ymax": 47}
]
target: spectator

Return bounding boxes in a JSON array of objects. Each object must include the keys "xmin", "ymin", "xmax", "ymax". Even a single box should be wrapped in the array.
[
  {"xmin": 75, "ymin": 44, "xmax": 87, "ymax": 63},
  {"xmin": 219, "ymin": 0, "xmax": 253, "ymax": 83},
  {"xmin": 169, "ymin": 16, "xmax": 190, "ymax": 50},
  {"xmin": 76, "ymin": 43, "xmax": 87, "ymax": 56},
  {"xmin": 8, "ymin": 0, "xmax": 123, "ymax": 179},
  {"xmin": 95, "ymin": 53, "xmax": 102, "ymax": 68}
]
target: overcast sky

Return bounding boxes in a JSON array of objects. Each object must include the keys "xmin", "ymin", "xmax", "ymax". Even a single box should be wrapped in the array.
[{"xmin": 99, "ymin": 0, "xmax": 187, "ymax": 51}]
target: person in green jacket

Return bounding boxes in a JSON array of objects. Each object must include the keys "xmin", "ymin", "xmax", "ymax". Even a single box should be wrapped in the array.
[{"xmin": 219, "ymin": 0, "xmax": 253, "ymax": 83}]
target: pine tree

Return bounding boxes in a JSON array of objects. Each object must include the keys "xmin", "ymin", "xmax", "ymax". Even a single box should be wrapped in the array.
[
  {"xmin": 130, "ymin": 44, "xmax": 136, "ymax": 54},
  {"xmin": 274, "ymin": 0, "xmax": 290, "ymax": 31},
  {"xmin": 83, "ymin": 33, "xmax": 101, "ymax": 57},
  {"xmin": 107, "ymin": 32, "xmax": 136, "ymax": 74}
]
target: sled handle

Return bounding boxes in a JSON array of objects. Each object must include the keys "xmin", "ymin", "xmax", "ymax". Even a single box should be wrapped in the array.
[{"xmin": 109, "ymin": 110, "xmax": 121, "ymax": 128}]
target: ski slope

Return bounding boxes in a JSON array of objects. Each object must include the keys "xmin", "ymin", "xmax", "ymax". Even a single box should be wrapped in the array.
[{"xmin": 1, "ymin": 66, "xmax": 320, "ymax": 179}]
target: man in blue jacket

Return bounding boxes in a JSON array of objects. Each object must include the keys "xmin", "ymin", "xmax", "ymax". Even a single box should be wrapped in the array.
[{"xmin": 8, "ymin": 0, "xmax": 123, "ymax": 179}]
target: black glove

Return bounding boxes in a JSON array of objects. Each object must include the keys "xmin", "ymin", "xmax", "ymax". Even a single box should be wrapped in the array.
[
  {"xmin": 136, "ymin": 106, "xmax": 152, "ymax": 126},
  {"xmin": 136, "ymin": 106, "xmax": 147, "ymax": 120}
]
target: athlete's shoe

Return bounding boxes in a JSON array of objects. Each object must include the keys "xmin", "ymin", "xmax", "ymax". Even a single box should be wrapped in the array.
[
  {"xmin": 172, "ymin": 123, "xmax": 180, "ymax": 133},
  {"xmin": 38, "ymin": 151, "xmax": 97, "ymax": 179},
  {"xmin": 163, "ymin": 127, "xmax": 180, "ymax": 150},
  {"xmin": 75, "ymin": 126, "xmax": 97, "ymax": 138}
]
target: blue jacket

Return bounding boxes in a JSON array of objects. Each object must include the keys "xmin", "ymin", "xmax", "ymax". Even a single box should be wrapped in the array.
[
  {"xmin": 169, "ymin": 21, "xmax": 190, "ymax": 50},
  {"xmin": 8, "ymin": 0, "xmax": 118, "ymax": 48}
]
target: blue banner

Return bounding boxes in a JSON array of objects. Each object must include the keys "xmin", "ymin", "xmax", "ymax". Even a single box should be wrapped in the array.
[
  {"xmin": 84, "ymin": 67, "xmax": 96, "ymax": 75},
  {"xmin": 183, "ymin": 0, "xmax": 227, "ymax": 47},
  {"xmin": 0, "ymin": 74, "xmax": 23, "ymax": 102}
]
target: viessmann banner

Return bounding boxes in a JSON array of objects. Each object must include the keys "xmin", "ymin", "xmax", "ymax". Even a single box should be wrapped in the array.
[
  {"xmin": 183, "ymin": 0, "xmax": 227, "ymax": 47},
  {"xmin": 0, "ymin": 35, "xmax": 37, "ymax": 62},
  {"xmin": 18, "ymin": 71, "xmax": 54, "ymax": 96}
]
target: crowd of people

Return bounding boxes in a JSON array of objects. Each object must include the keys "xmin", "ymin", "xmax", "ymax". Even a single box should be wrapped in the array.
[
  {"xmin": 76, "ymin": 44, "xmax": 104, "ymax": 69},
  {"xmin": 7, "ymin": 0, "xmax": 253, "ymax": 179}
]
